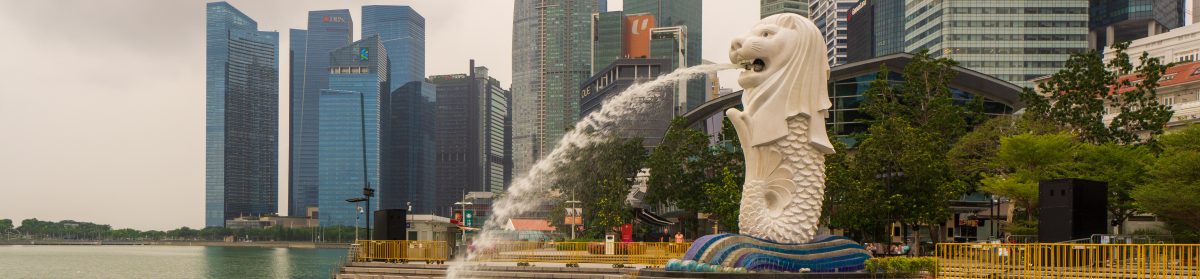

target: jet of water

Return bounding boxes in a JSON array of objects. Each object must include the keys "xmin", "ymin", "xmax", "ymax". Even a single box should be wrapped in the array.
[{"xmin": 446, "ymin": 63, "xmax": 736, "ymax": 278}]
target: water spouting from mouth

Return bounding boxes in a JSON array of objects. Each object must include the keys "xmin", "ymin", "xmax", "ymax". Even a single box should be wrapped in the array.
[{"xmin": 445, "ymin": 63, "xmax": 738, "ymax": 278}]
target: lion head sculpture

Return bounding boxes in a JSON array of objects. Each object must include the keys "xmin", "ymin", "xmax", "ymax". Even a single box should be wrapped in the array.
[{"xmin": 727, "ymin": 13, "xmax": 833, "ymax": 154}]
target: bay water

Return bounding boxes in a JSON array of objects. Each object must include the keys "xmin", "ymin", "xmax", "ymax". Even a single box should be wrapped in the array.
[{"xmin": 0, "ymin": 245, "xmax": 347, "ymax": 279}]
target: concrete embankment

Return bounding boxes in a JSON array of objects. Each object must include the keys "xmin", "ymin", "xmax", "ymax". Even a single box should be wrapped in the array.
[{"xmin": 0, "ymin": 240, "xmax": 349, "ymax": 249}]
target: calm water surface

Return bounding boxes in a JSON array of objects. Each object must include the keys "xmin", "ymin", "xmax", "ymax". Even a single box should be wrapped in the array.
[{"xmin": 0, "ymin": 245, "xmax": 347, "ymax": 279}]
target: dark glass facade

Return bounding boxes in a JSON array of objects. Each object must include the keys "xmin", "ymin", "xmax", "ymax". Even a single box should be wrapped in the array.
[
  {"xmin": 289, "ymin": 9, "xmax": 353, "ymax": 217},
  {"xmin": 206, "ymin": 2, "xmax": 279, "ymax": 227},
  {"xmin": 430, "ymin": 61, "xmax": 513, "ymax": 216},
  {"xmin": 318, "ymin": 36, "xmax": 388, "ymax": 227},
  {"xmin": 382, "ymin": 81, "xmax": 437, "ymax": 214},
  {"xmin": 592, "ymin": 11, "xmax": 626, "ymax": 75},
  {"xmin": 846, "ymin": 0, "xmax": 874, "ymax": 63},
  {"xmin": 826, "ymin": 55, "xmax": 1018, "ymax": 140},
  {"xmin": 579, "ymin": 59, "xmax": 674, "ymax": 148},
  {"xmin": 362, "ymin": 5, "xmax": 425, "ymax": 88},
  {"xmin": 1088, "ymin": 0, "xmax": 1185, "ymax": 50}
]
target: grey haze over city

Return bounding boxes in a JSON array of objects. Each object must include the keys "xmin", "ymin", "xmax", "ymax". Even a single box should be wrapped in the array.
[{"xmin": 0, "ymin": 0, "xmax": 760, "ymax": 230}]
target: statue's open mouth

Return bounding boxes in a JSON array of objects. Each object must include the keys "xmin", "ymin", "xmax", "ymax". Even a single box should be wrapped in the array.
[{"xmin": 739, "ymin": 59, "xmax": 766, "ymax": 72}]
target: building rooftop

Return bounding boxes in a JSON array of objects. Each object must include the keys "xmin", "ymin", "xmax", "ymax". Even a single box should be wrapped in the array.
[
  {"xmin": 507, "ymin": 219, "xmax": 556, "ymax": 232},
  {"xmin": 1115, "ymin": 61, "xmax": 1200, "ymax": 94}
]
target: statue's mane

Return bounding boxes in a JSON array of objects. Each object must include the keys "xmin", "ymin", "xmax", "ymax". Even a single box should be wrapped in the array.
[{"xmin": 742, "ymin": 14, "xmax": 834, "ymax": 154}]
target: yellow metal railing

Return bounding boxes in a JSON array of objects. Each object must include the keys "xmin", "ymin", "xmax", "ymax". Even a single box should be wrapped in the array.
[
  {"xmin": 354, "ymin": 240, "xmax": 449, "ymax": 263},
  {"xmin": 936, "ymin": 243, "xmax": 1200, "ymax": 278},
  {"xmin": 471, "ymin": 241, "xmax": 691, "ymax": 266}
]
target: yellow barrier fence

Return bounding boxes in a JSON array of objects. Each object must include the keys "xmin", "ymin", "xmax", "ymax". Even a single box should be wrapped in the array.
[
  {"xmin": 471, "ymin": 241, "xmax": 691, "ymax": 267},
  {"xmin": 936, "ymin": 243, "xmax": 1200, "ymax": 278},
  {"xmin": 354, "ymin": 240, "xmax": 449, "ymax": 263}
]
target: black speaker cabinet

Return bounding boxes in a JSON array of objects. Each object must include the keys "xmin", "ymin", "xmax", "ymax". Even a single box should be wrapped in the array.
[
  {"xmin": 1038, "ymin": 179, "xmax": 1107, "ymax": 243},
  {"xmin": 373, "ymin": 209, "xmax": 408, "ymax": 240}
]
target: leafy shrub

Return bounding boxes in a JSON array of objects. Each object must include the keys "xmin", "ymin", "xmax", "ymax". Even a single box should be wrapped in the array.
[{"xmin": 863, "ymin": 257, "xmax": 937, "ymax": 278}]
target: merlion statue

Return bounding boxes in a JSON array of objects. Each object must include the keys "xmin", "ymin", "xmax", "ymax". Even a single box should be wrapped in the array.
[
  {"xmin": 727, "ymin": 13, "xmax": 833, "ymax": 244},
  {"xmin": 667, "ymin": 14, "xmax": 867, "ymax": 274}
]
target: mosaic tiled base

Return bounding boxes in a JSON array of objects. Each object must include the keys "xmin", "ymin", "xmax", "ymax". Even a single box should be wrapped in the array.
[{"xmin": 665, "ymin": 234, "xmax": 871, "ymax": 273}]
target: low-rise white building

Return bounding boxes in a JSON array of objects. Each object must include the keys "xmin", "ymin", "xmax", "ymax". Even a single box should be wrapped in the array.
[
  {"xmin": 1104, "ymin": 23, "xmax": 1200, "ymax": 65},
  {"xmin": 1104, "ymin": 61, "xmax": 1200, "ymax": 130}
]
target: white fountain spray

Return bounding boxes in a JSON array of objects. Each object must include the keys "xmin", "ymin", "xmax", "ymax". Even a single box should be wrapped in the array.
[{"xmin": 446, "ymin": 63, "xmax": 736, "ymax": 278}]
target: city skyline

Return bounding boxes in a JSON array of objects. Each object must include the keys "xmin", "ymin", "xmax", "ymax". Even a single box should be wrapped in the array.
[
  {"xmin": 11, "ymin": 0, "xmax": 1186, "ymax": 231},
  {"xmin": 0, "ymin": 0, "xmax": 757, "ymax": 230}
]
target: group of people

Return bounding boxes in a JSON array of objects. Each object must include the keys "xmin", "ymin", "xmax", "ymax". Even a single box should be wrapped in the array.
[{"xmin": 863, "ymin": 242, "xmax": 910, "ymax": 256}]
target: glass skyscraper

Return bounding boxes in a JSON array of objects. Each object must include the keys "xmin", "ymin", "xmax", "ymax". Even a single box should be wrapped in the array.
[
  {"xmin": 206, "ymin": 2, "xmax": 278, "ymax": 227},
  {"xmin": 318, "ymin": 36, "xmax": 388, "ymax": 227},
  {"xmin": 511, "ymin": 0, "xmax": 599, "ymax": 176},
  {"xmin": 1087, "ymin": 0, "xmax": 1185, "ymax": 50},
  {"xmin": 382, "ymin": 80, "xmax": 437, "ymax": 213},
  {"xmin": 846, "ymin": 0, "xmax": 907, "ymax": 63},
  {"xmin": 289, "ymin": 9, "xmax": 353, "ymax": 217},
  {"xmin": 625, "ymin": 0, "xmax": 704, "ymax": 111},
  {"xmin": 362, "ymin": 5, "xmax": 426, "ymax": 88},
  {"xmin": 430, "ymin": 61, "xmax": 512, "ymax": 216},
  {"xmin": 761, "ymin": 0, "xmax": 810, "ymax": 18},
  {"xmin": 904, "ymin": 0, "xmax": 1089, "ymax": 87}
]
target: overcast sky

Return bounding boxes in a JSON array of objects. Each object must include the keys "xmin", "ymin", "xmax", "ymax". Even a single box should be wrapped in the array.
[{"xmin": 0, "ymin": 0, "xmax": 759, "ymax": 230}]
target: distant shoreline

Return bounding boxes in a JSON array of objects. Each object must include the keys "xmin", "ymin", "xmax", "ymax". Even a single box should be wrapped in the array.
[{"xmin": 0, "ymin": 240, "xmax": 350, "ymax": 249}]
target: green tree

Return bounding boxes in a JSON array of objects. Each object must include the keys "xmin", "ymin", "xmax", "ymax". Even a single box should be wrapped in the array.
[
  {"xmin": 645, "ymin": 117, "xmax": 713, "ymax": 236},
  {"xmin": 1071, "ymin": 143, "xmax": 1153, "ymax": 233},
  {"xmin": 1133, "ymin": 125, "xmax": 1200, "ymax": 241},
  {"xmin": 832, "ymin": 50, "xmax": 976, "ymax": 245},
  {"xmin": 550, "ymin": 135, "xmax": 645, "ymax": 236},
  {"xmin": 1021, "ymin": 42, "xmax": 1173, "ymax": 146},
  {"xmin": 980, "ymin": 133, "xmax": 1077, "ymax": 221},
  {"xmin": 823, "ymin": 140, "xmax": 889, "ymax": 241},
  {"xmin": 948, "ymin": 115, "xmax": 1063, "ymax": 192},
  {"xmin": 702, "ymin": 168, "xmax": 742, "ymax": 232},
  {"xmin": 1, "ymin": 219, "xmax": 13, "ymax": 231}
]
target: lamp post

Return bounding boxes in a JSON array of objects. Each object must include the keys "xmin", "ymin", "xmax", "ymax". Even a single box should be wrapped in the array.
[
  {"xmin": 566, "ymin": 199, "xmax": 582, "ymax": 240},
  {"xmin": 346, "ymin": 198, "xmax": 368, "ymax": 242},
  {"xmin": 406, "ymin": 202, "xmax": 413, "ymax": 241},
  {"xmin": 454, "ymin": 200, "xmax": 474, "ymax": 244},
  {"xmin": 354, "ymin": 92, "xmax": 375, "ymax": 241}
]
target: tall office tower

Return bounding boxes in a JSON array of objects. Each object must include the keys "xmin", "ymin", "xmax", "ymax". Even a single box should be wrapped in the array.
[
  {"xmin": 625, "ymin": 0, "xmax": 704, "ymax": 111},
  {"xmin": 1088, "ymin": 0, "xmax": 1186, "ymax": 50},
  {"xmin": 289, "ymin": 10, "xmax": 353, "ymax": 217},
  {"xmin": 847, "ymin": 0, "xmax": 906, "ymax": 63},
  {"xmin": 846, "ymin": 0, "xmax": 874, "ymax": 63},
  {"xmin": 511, "ymin": 0, "xmax": 599, "ymax": 176},
  {"xmin": 206, "ymin": 2, "xmax": 279, "ymax": 227},
  {"xmin": 430, "ymin": 60, "xmax": 513, "ymax": 215},
  {"xmin": 762, "ymin": 0, "xmax": 809, "ymax": 18},
  {"xmin": 317, "ymin": 36, "xmax": 388, "ymax": 227},
  {"xmin": 361, "ymin": 5, "xmax": 436, "ymax": 212},
  {"xmin": 905, "ymin": 0, "xmax": 1089, "ymax": 88},
  {"xmin": 381, "ymin": 80, "xmax": 437, "ymax": 214},
  {"xmin": 872, "ymin": 0, "xmax": 905, "ymax": 57},
  {"xmin": 362, "ymin": 5, "xmax": 426, "ymax": 88},
  {"xmin": 810, "ymin": 0, "xmax": 857, "ymax": 66}
]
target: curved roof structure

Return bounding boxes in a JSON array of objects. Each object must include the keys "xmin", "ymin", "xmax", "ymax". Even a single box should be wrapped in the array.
[{"xmin": 683, "ymin": 53, "xmax": 1026, "ymax": 125}]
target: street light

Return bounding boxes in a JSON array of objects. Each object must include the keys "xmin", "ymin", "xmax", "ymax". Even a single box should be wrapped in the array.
[
  {"xmin": 347, "ymin": 198, "xmax": 368, "ymax": 242},
  {"xmin": 406, "ymin": 202, "xmax": 413, "ymax": 241},
  {"xmin": 454, "ymin": 200, "xmax": 474, "ymax": 244},
  {"xmin": 565, "ymin": 199, "xmax": 582, "ymax": 240}
]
